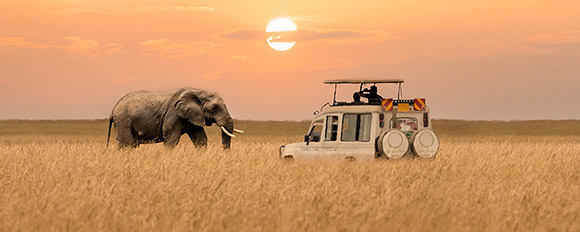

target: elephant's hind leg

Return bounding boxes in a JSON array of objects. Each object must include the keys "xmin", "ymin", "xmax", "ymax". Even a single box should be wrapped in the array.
[
  {"xmin": 186, "ymin": 124, "xmax": 208, "ymax": 148},
  {"xmin": 115, "ymin": 124, "xmax": 138, "ymax": 149}
]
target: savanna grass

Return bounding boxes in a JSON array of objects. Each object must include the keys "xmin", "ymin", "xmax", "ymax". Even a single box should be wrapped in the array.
[{"xmin": 1, "ymin": 120, "xmax": 579, "ymax": 231}]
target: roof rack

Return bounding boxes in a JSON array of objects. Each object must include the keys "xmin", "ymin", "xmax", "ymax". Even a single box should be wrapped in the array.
[
  {"xmin": 323, "ymin": 79, "xmax": 404, "ymax": 84},
  {"xmin": 323, "ymin": 78, "xmax": 405, "ymax": 104}
]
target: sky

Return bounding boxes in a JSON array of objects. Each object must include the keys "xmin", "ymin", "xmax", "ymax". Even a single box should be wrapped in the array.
[{"xmin": 1, "ymin": 0, "xmax": 579, "ymax": 121}]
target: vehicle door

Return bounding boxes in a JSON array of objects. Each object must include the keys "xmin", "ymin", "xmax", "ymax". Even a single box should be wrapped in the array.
[
  {"xmin": 320, "ymin": 114, "xmax": 341, "ymax": 160},
  {"xmin": 301, "ymin": 119, "xmax": 324, "ymax": 159},
  {"xmin": 337, "ymin": 113, "xmax": 375, "ymax": 161}
]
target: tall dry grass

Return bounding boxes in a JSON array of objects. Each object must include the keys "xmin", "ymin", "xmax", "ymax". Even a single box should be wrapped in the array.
[{"xmin": 1, "ymin": 120, "xmax": 579, "ymax": 231}]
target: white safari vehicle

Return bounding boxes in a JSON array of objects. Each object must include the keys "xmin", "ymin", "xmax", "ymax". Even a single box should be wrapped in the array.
[{"xmin": 279, "ymin": 79, "xmax": 439, "ymax": 161}]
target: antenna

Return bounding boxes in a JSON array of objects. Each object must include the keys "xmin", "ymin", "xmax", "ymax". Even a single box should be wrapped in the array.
[
  {"xmin": 333, "ymin": 83, "xmax": 337, "ymax": 104},
  {"xmin": 397, "ymin": 83, "xmax": 402, "ymax": 100}
]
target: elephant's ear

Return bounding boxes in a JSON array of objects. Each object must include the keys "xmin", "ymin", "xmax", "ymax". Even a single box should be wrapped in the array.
[{"xmin": 175, "ymin": 91, "xmax": 205, "ymax": 127}]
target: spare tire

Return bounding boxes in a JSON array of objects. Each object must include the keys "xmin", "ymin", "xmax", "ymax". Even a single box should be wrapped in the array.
[
  {"xmin": 377, "ymin": 129, "xmax": 409, "ymax": 159},
  {"xmin": 410, "ymin": 129, "xmax": 440, "ymax": 158}
]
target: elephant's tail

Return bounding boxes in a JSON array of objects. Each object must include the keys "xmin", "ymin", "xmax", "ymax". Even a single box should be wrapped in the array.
[{"xmin": 106, "ymin": 116, "xmax": 113, "ymax": 148}]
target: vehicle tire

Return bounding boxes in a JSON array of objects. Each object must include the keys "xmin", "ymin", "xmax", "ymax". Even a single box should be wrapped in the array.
[
  {"xmin": 377, "ymin": 129, "xmax": 409, "ymax": 159},
  {"xmin": 410, "ymin": 129, "xmax": 439, "ymax": 158}
]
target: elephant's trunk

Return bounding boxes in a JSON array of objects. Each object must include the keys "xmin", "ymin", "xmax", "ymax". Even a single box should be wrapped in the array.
[{"xmin": 220, "ymin": 118, "xmax": 234, "ymax": 150}]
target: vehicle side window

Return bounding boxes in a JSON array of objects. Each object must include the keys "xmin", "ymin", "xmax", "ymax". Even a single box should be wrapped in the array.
[
  {"xmin": 325, "ymin": 116, "xmax": 338, "ymax": 141},
  {"xmin": 341, "ymin": 114, "xmax": 357, "ymax": 141},
  {"xmin": 341, "ymin": 113, "xmax": 372, "ymax": 142},
  {"xmin": 309, "ymin": 120, "xmax": 323, "ymax": 142},
  {"xmin": 359, "ymin": 114, "xmax": 372, "ymax": 141}
]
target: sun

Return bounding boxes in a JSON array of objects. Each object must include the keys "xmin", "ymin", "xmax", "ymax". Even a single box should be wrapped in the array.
[{"xmin": 266, "ymin": 18, "xmax": 297, "ymax": 51}]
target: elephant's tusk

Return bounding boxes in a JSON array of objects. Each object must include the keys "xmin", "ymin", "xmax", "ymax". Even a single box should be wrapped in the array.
[
  {"xmin": 233, "ymin": 129, "xmax": 244, "ymax": 133},
  {"xmin": 221, "ymin": 126, "xmax": 236, "ymax": 137}
]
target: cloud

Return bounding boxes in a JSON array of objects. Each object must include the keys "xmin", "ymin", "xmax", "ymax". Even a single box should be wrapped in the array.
[
  {"xmin": 314, "ymin": 59, "xmax": 359, "ymax": 70},
  {"xmin": 137, "ymin": 6, "xmax": 216, "ymax": 12},
  {"xmin": 475, "ymin": 41, "xmax": 530, "ymax": 56},
  {"xmin": 200, "ymin": 71, "xmax": 223, "ymax": 80},
  {"xmin": 266, "ymin": 30, "xmax": 381, "ymax": 43},
  {"xmin": 52, "ymin": 8, "xmax": 111, "ymax": 15},
  {"xmin": 110, "ymin": 75, "xmax": 137, "ymax": 85},
  {"xmin": 0, "ymin": 37, "xmax": 51, "ymax": 49},
  {"xmin": 59, "ymin": 36, "xmax": 123, "ymax": 57},
  {"xmin": 0, "ymin": 36, "xmax": 124, "ymax": 57},
  {"xmin": 52, "ymin": 6, "xmax": 215, "ymax": 15},
  {"xmin": 289, "ymin": 15, "xmax": 332, "ymax": 23},
  {"xmin": 528, "ymin": 30, "xmax": 580, "ymax": 44},
  {"xmin": 229, "ymin": 55, "xmax": 252, "ymax": 62},
  {"xmin": 218, "ymin": 29, "xmax": 263, "ymax": 40},
  {"xmin": 474, "ymin": 30, "xmax": 580, "ymax": 56},
  {"xmin": 297, "ymin": 30, "xmax": 378, "ymax": 41},
  {"xmin": 218, "ymin": 28, "xmax": 395, "ymax": 42},
  {"xmin": 139, "ymin": 38, "xmax": 218, "ymax": 58}
]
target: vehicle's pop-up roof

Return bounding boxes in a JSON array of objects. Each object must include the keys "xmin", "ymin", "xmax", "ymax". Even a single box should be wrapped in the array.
[
  {"xmin": 323, "ymin": 79, "xmax": 404, "ymax": 84},
  {"xmin": 323, "ymin": 78, "xmax": 405, "ymax": 104}
]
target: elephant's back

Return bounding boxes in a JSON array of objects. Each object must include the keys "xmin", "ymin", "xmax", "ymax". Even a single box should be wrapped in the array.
[{"xmin": 112, "ymin": 90, "xmax": 174, "ymax": 118}]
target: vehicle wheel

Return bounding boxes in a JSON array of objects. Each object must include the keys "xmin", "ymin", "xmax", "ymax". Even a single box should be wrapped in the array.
[
  {"xmin": 377, "ymin": 129, "xmax": 409, "ymax": 159},
  {"xmin": 283, "ymin": 155, "xmax": 295, "ymax": 162},
  {"xmin": 410, "ymin": 129, "xmax": 440, "ymax": 158}
]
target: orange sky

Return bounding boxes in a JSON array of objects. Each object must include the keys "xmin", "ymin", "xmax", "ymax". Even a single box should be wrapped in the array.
[{"xmin": 1, "ymin": 0, "xmax": 579, "ymax": 120}]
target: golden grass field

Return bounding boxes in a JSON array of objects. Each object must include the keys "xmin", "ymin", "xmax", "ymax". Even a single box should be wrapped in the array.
[{"xmin": 1, "ymin": 119, "xmax": 579, "ymax": 231}]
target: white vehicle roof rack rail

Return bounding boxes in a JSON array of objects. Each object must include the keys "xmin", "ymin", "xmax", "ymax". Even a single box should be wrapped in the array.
[
  {"xmin": 323, "ymin": 79, "xmax": 404, "ymax": 84},
  {"xmin": 324, "ymin": 78, "xmax": 405, "ymax": 104}
]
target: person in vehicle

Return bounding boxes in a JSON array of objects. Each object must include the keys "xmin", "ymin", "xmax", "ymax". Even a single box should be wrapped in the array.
[
  {"xmin": 352, "ymin": 92, "xmax": 362, "ymax": 104},
  {"xmin": 358, "ymin": 86, "xmax": 383, "ymax": 104}
]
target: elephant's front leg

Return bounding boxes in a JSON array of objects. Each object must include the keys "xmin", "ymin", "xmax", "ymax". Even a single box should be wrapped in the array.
[
  {"xmin": 163, "ymin": 121, "xmax": 183, "ymax": 148},
  {"xmin": 185, "ymin": 124, "xmax": 207, "ymax": 148},
  {"xmin": 163, "ymin": 130, "xmax": 181, "ymax": 148}
]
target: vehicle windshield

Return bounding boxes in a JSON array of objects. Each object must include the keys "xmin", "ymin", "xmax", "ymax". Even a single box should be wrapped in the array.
[{"xmin": 341, "ymin": 113, "xmax": 372, "ymax": 142}]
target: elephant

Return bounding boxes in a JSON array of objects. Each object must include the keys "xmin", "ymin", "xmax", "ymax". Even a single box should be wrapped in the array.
[{"xmin": 106, "ymin": 87, "xmax": 243, "ymax": 149}]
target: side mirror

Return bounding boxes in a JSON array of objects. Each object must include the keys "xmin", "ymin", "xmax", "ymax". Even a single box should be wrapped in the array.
[
  {"xmin": 304, "ymin": 135, "xmax": 309, "ymax": 142},
  {"xmin": 311, "ymin": 135, "xmax": 320, "ymax": 142}
]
